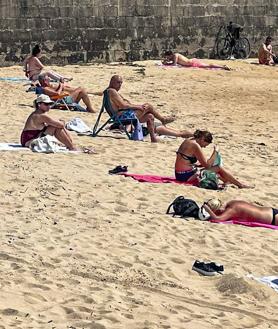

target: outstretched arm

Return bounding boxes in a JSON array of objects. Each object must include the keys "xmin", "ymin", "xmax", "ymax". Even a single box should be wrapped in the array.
[
  {"xmin": 203, "ymin": 204, "xmax": 234, "ymax": 221},
  {"xmin": 40, "ymin": 114, "xmax": 65, "ymax": 128}
]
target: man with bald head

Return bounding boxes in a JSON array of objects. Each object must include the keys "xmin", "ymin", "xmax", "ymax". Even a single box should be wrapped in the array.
[{"xmin": 107, "ymin": 75, "xmax": 175, "ymax": 142}]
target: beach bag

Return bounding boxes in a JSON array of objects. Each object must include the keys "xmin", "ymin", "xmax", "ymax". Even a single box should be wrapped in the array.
[
  {"xmin": 166, "ymin": 196, "xmax": 200, "ymax": 218},
  {"xmin": 131, "ymin": 119, "xmax": 144, "ymax": 141},
  {"xmin": 199, "ymin": 170, "xmax": 219, "ymax": 190}
]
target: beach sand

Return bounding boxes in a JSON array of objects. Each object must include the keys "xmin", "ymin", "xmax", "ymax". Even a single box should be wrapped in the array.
[{"xmin": 0, "ymin": 60, "xmax": 277, "ymax": 328}]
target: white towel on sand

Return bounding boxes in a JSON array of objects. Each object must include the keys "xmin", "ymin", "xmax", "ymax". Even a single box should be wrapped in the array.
[
  {"xmin": 30, "ymin": 135, "xmax": 68, "ymax": 153},
  {"xmin": 66, "ymin": 117, "xmax": 92, "ymax": 134},
  {"xmin": 0, "ymin": 143, "xmax": 29, "ymax": 151}
]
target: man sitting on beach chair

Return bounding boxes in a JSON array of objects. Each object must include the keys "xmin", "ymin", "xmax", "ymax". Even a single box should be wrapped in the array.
[
  {"xmin": 107, "ymin": 75, "xmax": 175, "ymax": 142},
  {"xmin": 37, "ymin": 73, "xmax": 96, "ymax": 113}
]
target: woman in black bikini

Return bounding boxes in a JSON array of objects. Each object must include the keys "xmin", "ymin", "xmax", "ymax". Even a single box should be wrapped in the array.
[
  {"xmin": 175, "ymin": 130, "xmax": 251, "ymax": 188},
  {"xmin": 204, "ymin": 200, "xmax": 278, "ymax": 226}
]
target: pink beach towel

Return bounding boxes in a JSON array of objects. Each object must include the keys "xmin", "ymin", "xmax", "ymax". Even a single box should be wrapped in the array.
[
  {"xmin": 120, "ymin": 173, "xmax": 197, "ymax": 186},
  {"xmin": 210, "ymin": 219, "xmax": 278, "ymax": 230}
]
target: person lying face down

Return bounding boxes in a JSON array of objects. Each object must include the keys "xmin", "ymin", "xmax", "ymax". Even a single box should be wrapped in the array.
[
  {"xmin": 161, "ymin": 50, "xmax": 231, "ymax": 70},
  {"xmin": 175, "ymin": 129, "xmax": 251, "ymax": 188},
  {"xmin": 107, "ymin": 74, "xmax": 175, "ymax": 142},
  {"xmin": 203, "ymin": 199, "xmax": 278, "ymax": 226},
  {"xmin": 20, "ymin": 94, "xmax": 78, "ymax": 151},
  {"xmin": 38, "ymin": 73, "xmax": 96, "ymax": 113}
]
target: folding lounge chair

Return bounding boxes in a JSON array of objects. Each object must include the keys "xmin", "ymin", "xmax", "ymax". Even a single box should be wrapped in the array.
[
  {"xmin": 92, "ymin": 89, "xmax": 138, "ymax": 139},
  {"xmin": 35, "ymin": 86, "xmax": 86, "ymax": 112}
]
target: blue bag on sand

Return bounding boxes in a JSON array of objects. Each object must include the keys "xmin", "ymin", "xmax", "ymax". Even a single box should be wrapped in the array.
[{"xmin": 131, "ymin": 119, "xmax": 144, "ymax": 141}]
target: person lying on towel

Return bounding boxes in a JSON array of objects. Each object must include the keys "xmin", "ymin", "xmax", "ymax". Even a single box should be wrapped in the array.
[
  {"xmin": 162, "ymin": 50, "xmax": 231, "ymax": 70},
  {"xmin": 20, "ymin": 94, "xmax": 93, "ymax": 153},
  {"xmin": 38, "ymin": 73, "xmax": 96, "ymax": 113},
  {"xmin": 107, "ymin": 75, "xmax": 175, "ymax": 143},
  {"xmin": 204, "ymin": 199, "xmax": 278, "ymax": 226},
  {"xmin": 175, "ymin": 129, "xmax": 251, "ymax": 188}
]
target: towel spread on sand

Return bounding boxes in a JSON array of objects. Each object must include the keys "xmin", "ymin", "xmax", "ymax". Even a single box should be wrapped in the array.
[
  {"xmin": 210, "ymin": 219, "xmax": 278, "ymax": 230},
  {"xmin": 0, "ymin": 143, "xmax": 29, "ymax": 151},
  {"xmin": 0, "ymin": 77, "xmax": 29, "ymax": 82},
  {"xmin": 119, "ymin": 173, "xmax": 197, "ymax": 185},
  {"xmin": 247, "ymin": 275, "xmax": 278, "ymax": 292}
]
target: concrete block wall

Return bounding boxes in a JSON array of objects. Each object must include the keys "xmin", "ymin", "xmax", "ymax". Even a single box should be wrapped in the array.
[{"xmin": 0, "ymin": 0, "xmax": 277, "ymax": 65}]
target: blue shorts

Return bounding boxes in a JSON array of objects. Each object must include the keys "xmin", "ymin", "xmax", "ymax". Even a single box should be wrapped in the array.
[
  {"xmin": 118, "ymin": 109, "xmax": 136, "ymax": 120},
  {"xmin": 175, "ymin": 168, "xmax": 197, "ymax": 182},
  {"xmin": 63, "ymin": 96, "xmax": 74, "ymax": 104}
]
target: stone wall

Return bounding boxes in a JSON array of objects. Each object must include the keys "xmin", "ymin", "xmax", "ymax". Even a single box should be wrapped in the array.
[{"xmin": 0, "ymin": 0, "xmax": 277, "ymax": 65}]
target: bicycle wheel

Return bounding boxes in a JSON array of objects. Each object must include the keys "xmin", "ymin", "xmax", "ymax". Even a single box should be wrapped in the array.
[
  {"xmin": 216, "ymin": 38, "xmax": 232, "ymax": 59},
  {"xmin": 234, "ymin": 37, "xmax": 251, "ymax": 59}
]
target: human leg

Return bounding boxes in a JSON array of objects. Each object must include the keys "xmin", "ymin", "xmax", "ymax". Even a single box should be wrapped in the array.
[
  {"xmin": 135, "ymin": 103, "xmax": 174, "ymax": 125},
  {"xmin": 155, "ymin": 125, "xmax": 192, "ymax": 138},
  {"xmin": 210, "ymin": 166, "xmax": 251, "ymax": 188},
  {"xmin": 45, "ymin": 126, "xmax": 76, "ymax": 150},
  {"xmin": 70, "ymin": 88, "xmax": 95, "ymax": 113},
  {"xmin": 45, "ymin": 70, "xmax": 72, "ymax": 82}
]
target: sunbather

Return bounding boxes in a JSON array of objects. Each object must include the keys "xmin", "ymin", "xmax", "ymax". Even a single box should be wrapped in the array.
[
  {"xmin": 204, "ymin": 199, "xmax": 278, "ymax": 225},
  {"xmin": 38, "ymin": 73, "xmax": 96, "ymax": 113},
  {"xmin": 107, "ymin": 75, "xmax": 175, "ymax": 142},
  {"xmin": 21, "ymin": 94, "xmax": 79, "ymax": 151},
  {"xmin": 175, "ymin": 129, "xmax": 251, "ymax": 188},
  {"xmin": 258, "ymin": 36, "xmax": 276, "ymax": 65},
  {"xmin": 23, "ymin": 44, "xmax": 72, "ymax": 82},
  {"xmin": 162, "ymin": 51, "xmax": 231, "ymax": 70}
]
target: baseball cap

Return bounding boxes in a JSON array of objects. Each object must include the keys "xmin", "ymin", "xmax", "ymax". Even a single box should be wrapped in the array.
[{"xmin": 36, "ymin": 94, "xmax": 54, "ymax": 104}]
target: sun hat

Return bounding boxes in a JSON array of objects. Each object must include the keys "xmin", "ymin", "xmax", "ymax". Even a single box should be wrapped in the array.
[{"xmin": 36, "ymin": 94, "xmax": 54, "ymax": 104}]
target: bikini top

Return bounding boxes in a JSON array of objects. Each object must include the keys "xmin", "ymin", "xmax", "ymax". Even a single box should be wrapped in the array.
[{"xmin": 176, "ymin": 151, "xmax": 197, "ymax": 164}]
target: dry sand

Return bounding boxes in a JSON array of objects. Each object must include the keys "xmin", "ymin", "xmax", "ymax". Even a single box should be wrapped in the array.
[{"xmin": 0, "ymin": 59, "xmax": 277, "ymax": 328}]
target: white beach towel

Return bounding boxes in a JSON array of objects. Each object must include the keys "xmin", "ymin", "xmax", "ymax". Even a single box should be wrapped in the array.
[
  {"xmin": 247, "ymin": 274, "xmax": 278, "ymax": 293},
  {"xmin": 0, "ymin": 143, "xmax": 29, "ymax": 151},
  {"xmin": 30, "ymin": 135, "xmax": 68, "ymax": 153},
  {"xmin": 66, "ymin": 117, "xmax": 92, "ymax": 134}
]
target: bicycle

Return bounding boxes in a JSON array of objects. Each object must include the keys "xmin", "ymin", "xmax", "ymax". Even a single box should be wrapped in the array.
[{"xmin": 216, "ymin": 23, "xmax": 251, "ymax": 59}]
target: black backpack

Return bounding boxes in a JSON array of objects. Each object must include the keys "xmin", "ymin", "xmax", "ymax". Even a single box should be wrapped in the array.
[{"xmin": 166, "ymin": 196, "xmax": 200, "ymax": 219}]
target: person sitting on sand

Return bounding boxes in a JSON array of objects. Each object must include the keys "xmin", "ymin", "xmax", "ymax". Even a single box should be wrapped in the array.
[
  {"xmin": 23, "ymin": 44, "xmax": 72, "ymax": 82},
  {"xmin": 107, "ymin": 75, "xmax": 175, "ymax": 142},
  {"xmin": 203, "ymin": 199, "xmax": 278, "ymax": 225},
  {"xmin": 175, "ymin": 129, "xmax": 251, "ymax": 188},
  {"xmin": 38, "ymin": 73, "xmax": 96, "ymax": 113},
  {"xmin": 20, "ymin": 94, "xmax": 92, "ymax": 152},
  {"xmin": 258, "ymin": 36, "xmax": 276, "ymax": 65},
  {"xmin": 162, "ymin": 50, "xmax": 231, "ymax": 70}
]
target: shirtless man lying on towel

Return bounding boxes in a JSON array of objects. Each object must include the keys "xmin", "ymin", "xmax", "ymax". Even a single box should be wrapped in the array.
[
  {"xmin": 107, "ymin": 75, "xmax": 175, "ymax": 142},
  {"xmin": 204, "ymin": 199, "xmax": 278, "ymax": 226},
  {"xmin": 20, "ymin": 94, "xmax": 93, "ymax": 153}
]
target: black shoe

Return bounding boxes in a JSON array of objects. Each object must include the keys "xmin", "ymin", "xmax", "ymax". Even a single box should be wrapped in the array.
[
  {"xmin": 192, "ymin": 260, "xmax": 217, "ymax": 276},
  {"xmin": 108, "ymin": 165, "xmax": 128, "ymax": 175},
  {"xmin": 206, "ymin": 262, "xmax": 224, "ymax": 274}
]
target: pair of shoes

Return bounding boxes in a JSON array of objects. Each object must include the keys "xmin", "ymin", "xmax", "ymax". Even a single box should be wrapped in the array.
[
  {"xmin": 192, "ymin": 260, "xmax": 224, "ymax": 276},
  {"xmin": 108, "ymin": 165, "xmax": 128, "ymax": 175}
]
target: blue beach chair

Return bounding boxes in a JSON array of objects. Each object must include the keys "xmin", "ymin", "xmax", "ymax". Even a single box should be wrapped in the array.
[{"xmin": 92, "ymin": 89, "xmax": 138, "ymax": 139}]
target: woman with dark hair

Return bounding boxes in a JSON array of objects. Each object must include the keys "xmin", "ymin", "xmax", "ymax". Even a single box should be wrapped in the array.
[
  {"xmin": 175, "ymin": 130, "xmax": 250, "ymax": 188},
  {"xmin": 23, "ymin": 44, "xmax": 72, "ymax": 82}
]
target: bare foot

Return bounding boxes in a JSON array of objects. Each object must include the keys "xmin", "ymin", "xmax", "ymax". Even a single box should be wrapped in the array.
[
  {"xmin": 223, "ymin": 65, "xmax": 232, "ymax": 71},
  {"xmin": 150, "ymin": 136, "xmax": 159, "ymax": 143},
  {"xmin": 162, "ymin": 116, "xmax": 175, "ymax": 125},
  {"xmin": 238, "ymin": 183, "xmax": 254, "ymax": 189}
]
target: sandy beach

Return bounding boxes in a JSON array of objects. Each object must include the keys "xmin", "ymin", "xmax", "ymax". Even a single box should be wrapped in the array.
[{"xmin": 0, "ymin": 59, "xmax": 278, "ymax": 328}]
